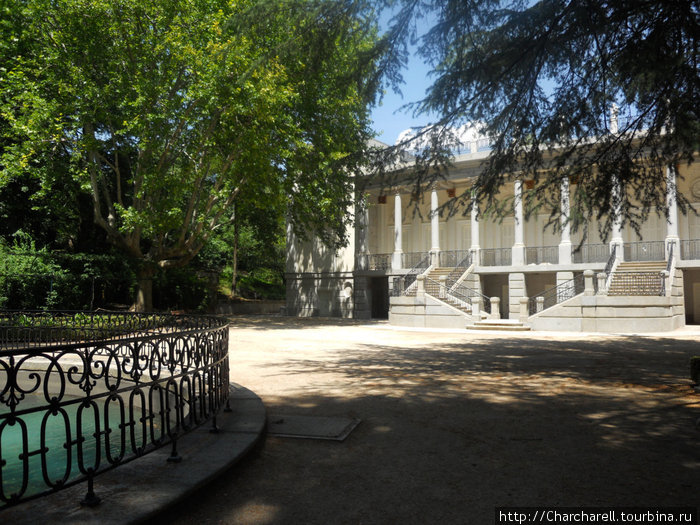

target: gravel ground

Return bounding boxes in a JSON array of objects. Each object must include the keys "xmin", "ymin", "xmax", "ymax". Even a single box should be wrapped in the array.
[{"xmin": 162, "ymin": 316, "xmax": 700, "ymax": 524}]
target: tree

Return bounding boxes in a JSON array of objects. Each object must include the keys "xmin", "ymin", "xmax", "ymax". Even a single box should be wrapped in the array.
[
  {"xmin": 375, "ymin": 0, "xmax": 699, "ymax": 239},
  {"xmin": 0, "ymin": 0, "xmax": 382, "ymax": 310}
]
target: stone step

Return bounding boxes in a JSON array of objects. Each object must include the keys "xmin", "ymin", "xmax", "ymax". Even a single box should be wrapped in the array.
[{"xmin": 469, "ymin": 320, "xmax": 531, "ymax": 331}]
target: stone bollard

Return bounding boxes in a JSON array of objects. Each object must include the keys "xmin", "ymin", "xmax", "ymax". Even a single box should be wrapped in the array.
[
  {"xmin": 471, "ymin": 296, "xmax": 480, "ymax": 318},
  {"xmin": 584, "ymin": 270, "xmax": 595, "ymax": 296},
  {"xmin": 439, "ymin": 275, "xmax": 447, "ymax": 299},
  {"xmin": 519, "ymin": 297, "xmax": 529, "ymax": 323},
  {"xmin": 416, "ymin": 274, "xmax": 425, "ymax": 298},
  {"xmin": 489, "ymin": 297, "xmax": 500, "ymax": 319},
  {"xmin": 536, "ymin": 296, "xmax": 544, "ymax": 313},
  {"xmin": 596, "ymin": 272, "xmax": 606, "ymax": 295}
]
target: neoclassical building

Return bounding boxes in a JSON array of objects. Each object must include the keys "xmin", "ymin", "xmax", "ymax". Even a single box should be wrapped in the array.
[{"xmin": 285, "ymin": 139, "xmax": 700, "ymax": 332}]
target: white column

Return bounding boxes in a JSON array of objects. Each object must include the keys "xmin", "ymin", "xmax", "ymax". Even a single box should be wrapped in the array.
[
  {"xmin": 558, "ymin": 177, "xmax": 572, "ymax": 264},
  {"xmin": 470, "ymin": 192, "xmax": 480, "ymax": 264},
  {"xmin": 356, "ymin": 197, "xmax": 368, "ymax": 271},
  {"xmin": 512, "ymin": 180, "xmax": 525, "ymax": 266},
  {"xmin": 430, "ymin": 186, "xmax": 440, "ymax": 266},
  {"xmin": 610, "ymin": 175, "xmax": 624, "ymax": 261},
  {"xmin": 392, "ymin": 190, "xmax": 403, "ymax": 269},
  {"xmin": 665, "ymin": 165, "xmax": 680, "ymax": 258}
]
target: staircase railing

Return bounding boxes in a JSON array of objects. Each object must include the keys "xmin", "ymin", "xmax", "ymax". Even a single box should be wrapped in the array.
[
  {"xmin": 391, "ymin": 255, "xmax": 430, "ymax": 296},
  {"xmin": 446, "ymin": 281, "xmax": 492, "ymax": 314},
  {"xmin": 446, "ymin": 252, "xmax": 472, "ymax": 289},
  {"xmin": 602, "ymin": 244, "xmax": 618, "ymax": 292},
  {"xmin": 528, "ymin": 273, "xmax": 585, "ymax": 315},
  {"xmin": 662, "ymin": 242, "xmax": 675, "ymax": 296}
]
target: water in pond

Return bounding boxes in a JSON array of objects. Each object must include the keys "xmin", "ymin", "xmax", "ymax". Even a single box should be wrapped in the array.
[{"xmin": 0, "ymin": 395, "xmax": 125, "ymax": 499}]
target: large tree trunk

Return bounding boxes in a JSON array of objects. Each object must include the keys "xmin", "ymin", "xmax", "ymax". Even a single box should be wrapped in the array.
[{"xmin": 135, "ymin": 265, "xmax": 155, "ymax": 312}]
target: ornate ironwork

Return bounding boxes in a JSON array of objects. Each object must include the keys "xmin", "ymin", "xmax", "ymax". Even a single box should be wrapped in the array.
[
  {"xmin": 624, "ymin": 241, "xmax": 665, "ymax": 262},
  {"xmin": 438, "ymin": 250, "xmax": 470, "ymax": 268},
  {"xmin": 571, "ymin": 243, "xmax": 609, "ymax": 264},
  {"xmin": 391, "ymin": 255, "xmax": 430, "ymax": 297},
  {"xmin": 680, "ymin": 239, "xmax": 700, "ymax": 260},
  {"xmin": 0, "ymin": 311, "xmax": 229, "ymax": 508},
  {"xmin": 528, "ymin": 274, "xmax": 585, "ymax": 315},
  {"xmin": 367, "ymin": 253, "xmax": 392, "ymax": 271},
  {"xmin": 445, "ymin": 252, "xmax": 472, "ymax": 289},
  {"xmin": 479, "ymin": 248, "xmax": 512, "ymax": 267},
  {"xmin": 525, "ymin": 246, "xmax": 559, "ymax": 265}
]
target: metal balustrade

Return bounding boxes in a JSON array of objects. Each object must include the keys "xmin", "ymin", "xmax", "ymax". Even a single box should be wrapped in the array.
[
  {"xmin": 526, "ymin": 246, "xmax": 559, "ymax": 265},
  {"xmin": 681, "ymin": 239, "xmax": 700, "ymax": 260},
  {"xmin": 571, "ymin": 243, "xmax": 609, "ymax": 263},
  {"xmin": 402, "ymin": 252, "xmax": 430, "ymax": 269},
  {"xmin": 390, "ymin": 255, "xmax": 430, "ymax": 296},
  {"xmin": 0, "ymin": 311, "xmax": 230, "ymax": 508},
  {"xmin": 480, "ymin": 248, "xmax": 512, "ymax": 267},
  {"xmin": 528, "ymin": 274, "xmax": 584, "ymax": 315},
  {"xmin": 624, "ymin": 241, "xmax": 665, "ymax": 261},
  {"xmin": 438, "ymin": 250, "xmax": 471, "ymax": 268},
  {"xmin": 367, "ymin": 253, "xmax": 392, "ymax": 271}
]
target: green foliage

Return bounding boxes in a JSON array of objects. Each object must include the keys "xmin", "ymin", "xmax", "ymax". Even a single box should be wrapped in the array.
[
  {"xmin": 0, "ymin": 0, "xmax": 383, "ymax": 309},
  {"xmin": 375, "ymin": 0, "xmax": 699, "ymax": 241},
  {"xmin": 0, "ymin": 231, "xmax": 135, "ymax": 310}
]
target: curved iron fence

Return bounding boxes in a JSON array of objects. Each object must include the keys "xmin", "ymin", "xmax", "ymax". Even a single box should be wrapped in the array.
[{"xmin": 0, "ymin": 311, "xmax": 230, "ymax": 508}]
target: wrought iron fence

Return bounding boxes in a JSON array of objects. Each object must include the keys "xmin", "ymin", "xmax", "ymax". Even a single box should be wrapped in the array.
[
  {"xmin": 0, "ymin": 311, "xmax": 230, "ymax": 508},
  {"xmin": 681, "ymin": 239, "xmax": 700, "ymax": 260},
  {"xmin": 571, "ymin": 243, "xmax": 609, "ymax": 263},
  {"xmin": 528, "ymin": 274, "xmax": 585, "ymax": 315},
  {"xmin": 438, "ymin": 250, "xmax": 471, "ymax": 268},
  {"xmin": 525, "ymin": 246, "xmax": 559, "ymax": 265},
  {"xmin": 367, "ymin": 253, "xmax": 392, "ymax": 271},
  {"xmin": 480, "ymin": 248, "xmax": 512, "ymax": 267},
  {"xmin": 390, "ymin": 255, "xmax": 430, "ymax": 296},
  {"xmin": 624, "ymin": 241, "xmax": 665, "ymax": 262},
  {"xmin": 401, "ymin": 252, "xmax": 430, "ymax": 268},
  {"xmin": 446, "ymin": 282, "xmax": 491, "ymax": 314},
  {"xmin": 446, "ymin": 252, "xmax": 472, "ymax": 289}
]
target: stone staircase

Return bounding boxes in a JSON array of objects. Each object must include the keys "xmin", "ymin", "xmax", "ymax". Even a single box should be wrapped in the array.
[
  {"xmin": 468, "ymin": 319, "xmax": 531, "ymax": 331},
  {"xmin": 607, "ymin": 261, "xmax": 667, "ymax": 296}
]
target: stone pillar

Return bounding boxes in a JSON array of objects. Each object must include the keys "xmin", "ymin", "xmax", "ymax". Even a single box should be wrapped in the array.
[
  {"xmin": 392, "ymin": 190, "xmax": 403, "ymax": 270},
  {"xmin": 430, "ymin": 186, "xmax": 440, "ymax": 266},
  {"xmin": 556, "ymin": 271, "xmax": 574, "ymax": 288},
  {"xmin": 596, "ymin": 272, "xmax": 606, "ymax": 295},
  {"xmin": 489, "ymin": 297, "xmax": 501, "ymax": 319},
  {"xmin": 356, "ymin": 198, "xmax": 369, "ymax": 271},
  {"xmin": 470, "ymin": 192, "xmax": 480, "ymax": 265},
  {"xmin": 584, "ymin": 270, "xmax": 595, "ymax": 296},
  {"xmin": 610, "ymin": 176, "xmax": 624, "ymax": 261},
  {"xmin": 471, "ymin": 297, "xmax": 480, "ymax": 318},
  {"xmin": 558, "ymin": 177, "xmax": 572, "ymax": 264},
  {"xmin": 512, "ymin": 180, "xmax": 526, "ymax": 266},
  {"xmin": 536, "ymin": 296, "xmax": 544, "ymax": 313},
  {"xmin": 416, "ymin": 274, "xmax": 425, "ymax": 299},
  {"xmin": 665, "ymin": 165, "xmax": 680, "ymax": 258},
  {"xmin": 518, "ymin": 297, "xmax": 529, "ymax": 323},
  {"xmin": 508, "ymin": 272, "xmax": 526, "ymax": 319}
]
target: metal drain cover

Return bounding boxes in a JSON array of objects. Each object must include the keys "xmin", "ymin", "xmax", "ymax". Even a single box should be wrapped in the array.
[{"xmin": 266, "ymin": 415, "xmax": 361, "ymax": 441}]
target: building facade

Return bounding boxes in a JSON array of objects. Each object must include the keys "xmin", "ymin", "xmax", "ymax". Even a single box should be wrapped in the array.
[{"xmin": 286, "ymin": 143, "xmax": 700, "ymax": 332}]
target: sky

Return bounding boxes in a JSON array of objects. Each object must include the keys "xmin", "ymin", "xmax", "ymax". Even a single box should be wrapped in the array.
[
  {"xmin": 369, "ymin": 52, "xmax": 434, "ymax": 146},
  {"xmin": 369, "ymin": 10, "xmax": 438, "ymax": 146}
]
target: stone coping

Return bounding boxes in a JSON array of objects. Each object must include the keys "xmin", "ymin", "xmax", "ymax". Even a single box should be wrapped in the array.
[{"xmin": 0, "ymin": 383, "xmax": 265, "ymax": 525}]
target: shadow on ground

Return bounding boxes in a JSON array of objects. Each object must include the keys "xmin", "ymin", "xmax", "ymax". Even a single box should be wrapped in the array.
[{"xmin": 162, "ymin": 319, "xmax": 700, "ymax": 525}]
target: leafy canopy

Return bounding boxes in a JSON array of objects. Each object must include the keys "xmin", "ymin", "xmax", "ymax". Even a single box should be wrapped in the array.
[
  {"xmin": 0, "ymin": 0, "xmax": 382, "ymax": 275},
  {"xmin": 374, "ymin": 0, "xmax": 699, "ymax": 239}
]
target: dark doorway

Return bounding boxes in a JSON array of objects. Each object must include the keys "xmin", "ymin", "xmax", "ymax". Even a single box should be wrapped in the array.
[{"xmin": 370, "ymin": 277, "xmax": 389, "ymax": 319}]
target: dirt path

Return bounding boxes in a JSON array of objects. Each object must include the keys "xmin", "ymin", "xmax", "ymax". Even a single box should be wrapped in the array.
[{"xmin": 163, "ymin": 317, "xmax": 700, "ymax": 524}]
